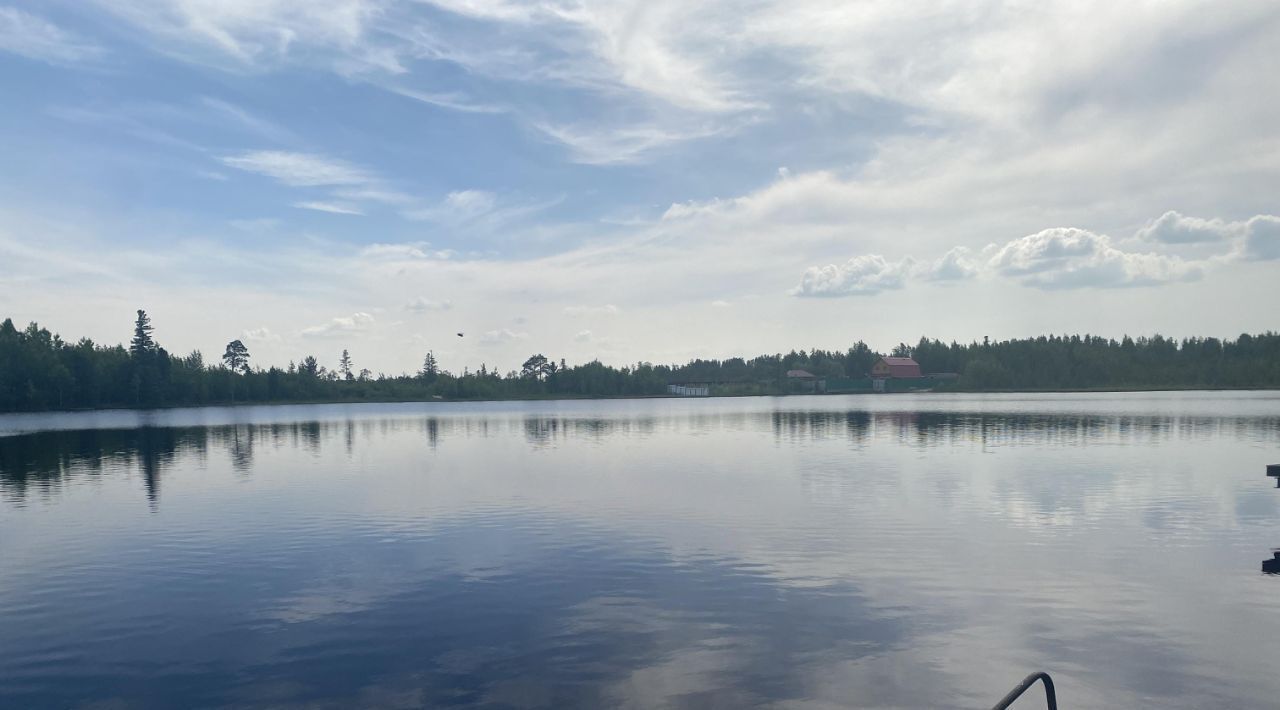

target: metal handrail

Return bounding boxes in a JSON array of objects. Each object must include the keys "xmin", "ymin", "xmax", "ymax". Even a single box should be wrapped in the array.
[{"xmin": 992, "ymin": 672, "xmax": 1057, "ymax": 710}]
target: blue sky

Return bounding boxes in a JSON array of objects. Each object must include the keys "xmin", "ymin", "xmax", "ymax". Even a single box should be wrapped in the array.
[{"xmin": 2, "ymin": 1, "xmax": 1278, "ymax": 374}]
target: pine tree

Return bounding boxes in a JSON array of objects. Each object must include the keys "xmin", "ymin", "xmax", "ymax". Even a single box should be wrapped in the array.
[
  {"xmin": 130, "ymin": 310, "xmax": 156, "ymax": 357},
  {"xmin": 222, "ymin": 340, "xmax": 251, "ymax": 374},
  {"xmin": 339, "ymin": 349, "xmax": 354, "ymax": 381}
]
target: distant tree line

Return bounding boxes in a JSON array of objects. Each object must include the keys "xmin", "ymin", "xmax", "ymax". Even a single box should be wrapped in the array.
[{"xmin": 1, "ymin": 311, "xmax": 1278, "ymax": 412}]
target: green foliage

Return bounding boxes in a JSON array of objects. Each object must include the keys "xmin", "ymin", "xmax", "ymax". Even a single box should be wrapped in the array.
[
  {"xmin": 222, "ymin": 340, "xmax": 250, "ymax": 374},
  {"xmin": 2, "ymin": 313, "xmax": 1279, "ymax": 413}
]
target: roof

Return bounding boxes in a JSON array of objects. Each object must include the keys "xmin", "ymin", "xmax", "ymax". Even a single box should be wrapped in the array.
[
  {"xmin": 876, "ymin": 357, "xmax": 922, "ymax": 378},
  {"xmin": 786, "ymin": 369, "xmax": 817, "ymax": 379}
]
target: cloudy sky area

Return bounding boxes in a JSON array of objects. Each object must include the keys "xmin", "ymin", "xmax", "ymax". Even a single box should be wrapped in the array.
[{"xmin": 1, "ymin": 0, "xmax": 1278, "ymax": 374}]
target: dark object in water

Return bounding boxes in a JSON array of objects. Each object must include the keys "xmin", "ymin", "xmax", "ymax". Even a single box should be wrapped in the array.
[
  {"xmin": 1269, "ymin": 464, "xmax": 1280, "ymax": 487},
  {"xmin": 1264, "ymin": 552, "xmax": 1280, "ymax": 575},
  {"xmin": 992, "ymin": 672, "xmax": 1057, "ymax": 709}
]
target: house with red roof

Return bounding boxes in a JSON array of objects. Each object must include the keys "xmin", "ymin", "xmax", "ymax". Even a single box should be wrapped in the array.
[{"xmin": 870, "ymin": 357, "xmax": 922, "ymax": 379}]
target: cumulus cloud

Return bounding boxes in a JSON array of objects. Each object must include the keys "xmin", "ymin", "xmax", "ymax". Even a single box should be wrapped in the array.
[
  {"xmin": 220, "ymin": 150, "xmax": 372, "ymax": 186},
  {"xmin": 791, "ymin": 255, "xmax": 915, "ymax": 297},
  {"xmin": 1135, "ymin": 211, "xmax": 1238, "ymax": 245},
  {"xmin": 0, "ymin": 7, "xmax": 103, "ymax": 64},
  {"xmin": 987, "ymin": 228, "xmax": 1200, "ymax": 289},
  {"xmin": 301, "ymin": 312, "xmax": 375, "ymax": 338},
  {"xmin": 1132, "ymin": 211, "xmax": 1280, "ymax": 262},
  {"xmin": 1241, "ymin": 215, "xmax": 1280, "ymax": 261},
  {"xmin": 563, "ymin": 304, "xmax": 620, "ymax": 317},
  {"xmin": 574, "ymin": 329, "xmax": 594, "ymax": 342},
  {"xmin": 925, "ymin": 247, "xmax": 981, "ymax": 282},
  {"xmin": 293, "ymin": 200, "xmax": 364, "ymax": 215},
  {"xmin": 404, "ymin": 297, "xmax": 452, "ymax": 313},
  {"xmin": 478, "ymin": 328, "xmax": 528, "ymax": 345},
  {"xmin": 710, "ymin": 300, "xmax": 731, "ymax": 307},
  {"xmin": 794, "ymin": 219, "xmax": 1219, "ymax": 297}
]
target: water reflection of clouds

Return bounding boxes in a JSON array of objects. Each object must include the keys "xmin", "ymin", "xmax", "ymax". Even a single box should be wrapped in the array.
[
  {"xmin": 4, "ymin": 396, "xmax": 1280, "ymax": 708},
  {"xmin": 239, "ymin": 516, "xmax": 913, "ymax": 709}
]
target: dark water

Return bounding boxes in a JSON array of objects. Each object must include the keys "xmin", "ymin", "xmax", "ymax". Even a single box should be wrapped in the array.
[{"xmin": 2, "ymin": 393, "xmax": 1278, "ymax": 709}]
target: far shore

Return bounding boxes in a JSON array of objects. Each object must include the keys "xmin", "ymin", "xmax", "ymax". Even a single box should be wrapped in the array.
[{"xmin": 3, "ymin": 384, "xmax": 1277, "ymax": 418}]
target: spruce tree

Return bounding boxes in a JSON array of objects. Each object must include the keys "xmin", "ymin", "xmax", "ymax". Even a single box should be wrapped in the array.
[{"xmin": 130, "ymin": 310, "xmax": 156, "ymax": 356}]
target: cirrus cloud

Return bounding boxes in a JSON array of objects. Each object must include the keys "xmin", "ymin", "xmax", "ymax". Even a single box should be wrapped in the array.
[
  {"xmin": 0, "ymin": 7, "xmax": 104, "ymax": 64},
  {"xmin": 220, "ymin": 150, "xmax": 373, "ymax": 186}
]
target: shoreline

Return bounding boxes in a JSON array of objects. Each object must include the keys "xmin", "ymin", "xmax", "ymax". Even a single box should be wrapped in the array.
[{"xmin": 2, "ymin": 384, "xmax": 1278, "ymax": 417}]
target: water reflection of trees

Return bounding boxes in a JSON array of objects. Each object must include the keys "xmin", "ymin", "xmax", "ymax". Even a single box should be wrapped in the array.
[
  {"xmin": 766, "ymin": 410, "xmax": 1280, "ymax": 447},
  {"xmin": 5, "ymin": 409, "xmax": 1278, "ymax": 506},
  {"xmin": 0, "ymin": 420, "xmax": 358, "ymax": 506}
]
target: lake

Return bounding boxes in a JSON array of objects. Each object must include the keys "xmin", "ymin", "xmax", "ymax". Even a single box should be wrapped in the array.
[{"xmin": 1, "ymin": 392, "xmax": 1278, "ymax": 709}]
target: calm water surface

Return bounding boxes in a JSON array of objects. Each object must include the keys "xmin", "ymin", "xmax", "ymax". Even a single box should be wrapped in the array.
[{"xmin": 1, "ymin": 392, "xmax": 1278, "ymax": 709}]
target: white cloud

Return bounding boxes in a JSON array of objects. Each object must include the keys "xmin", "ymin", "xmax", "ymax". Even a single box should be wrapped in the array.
[
  {"xmin": 220, "ymin": 150, "xmax": 372, "ymax": 186},
  {"xmin": 301, "ymin": 312, "xmax": 376, "ymax": 338},
  {"xmin": 404, "ymin": 297, "xmax": 452, "ymax": 313},
  {"xmin": 573, "ymin": 329, "xmax": 593, "ymax": 342},
  {"xmin": 198, "ymin": 96, "xmax": 293, "ymax": 142},
  {"xmin": 478, "ymin": 328, "xmax": 528, "ymax": 345},
  {"xmin": 1241, "ymin": 215, "xmax": 1280, "ymax": 261},
  {"xmin": 0, "ymin": 7, "xmax": 103, "ymax": 64},
  {"xmin": 331, "ymin": 187, "xmax": 415, "ymax": 204},
  {"xmin": 1135, "ymin": 211, "xmax": 1238, "ymax": 245},
  {"xmin": 794, "ymin": 220, "xmax": 1214, "ymax": 297},
  {"xmin": 534, "ymin": 120, "xmax": 726, "ymax": 165},
  {"xmin": 403, "ymin": 190, "xmax": 496, "ymax": 222},
  {"xmin": 563, "ymin": 304, "xmax": 619, "ymax": 317},
  {"xmin": 293, "ymin": 200, "xmax": 364, "ymax": 215},
  {"xmin": 243, "ymin": 327, "xmax": 282, "ymax": 342},
  {"xmin": 359, "ymin": 242, "xmax": 455, "ymax": 260},
  {"xmin": 987, "ymin": 228, "xmax": 1200, "ymax": 289},
  {"xmin": 791, "ymin": 255, "xmax": 915, "ymax": 297},
  {"xmin": 710, "ymin": 300, "xmax": 731, "ymax": 307},
  {"xmin": 1130, "ymin": 211, "xmax": 1280, "ymax": 262},
  {"xmin": 926, "ymin": 247, "xmax": 981, "ymax": 282},
  {"xmin": 90, "ymin": 0, "xmax": 378, "ymax": 66},
  {"xmin": 383, "ymin": 85, "xmax": 505, "ymax": 114}
]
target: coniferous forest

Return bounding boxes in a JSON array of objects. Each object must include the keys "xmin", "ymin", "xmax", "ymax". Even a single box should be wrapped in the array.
[{"xmin": 1, "ymin": 311, "xmax": 1279, "ymax": 413}]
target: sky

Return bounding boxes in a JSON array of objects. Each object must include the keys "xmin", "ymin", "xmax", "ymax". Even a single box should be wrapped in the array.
[{"xmin": 1, "ymin": 0, "xmax": 1278, "ymax": 376}]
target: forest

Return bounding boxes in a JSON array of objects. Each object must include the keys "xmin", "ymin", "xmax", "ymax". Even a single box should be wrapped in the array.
[{"xmin": 1, "ymin": 311, "xmax": 1279, "ymax": 412}]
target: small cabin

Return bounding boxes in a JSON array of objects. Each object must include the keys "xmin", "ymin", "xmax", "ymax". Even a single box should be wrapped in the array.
[{"xmin": 870, "ymin": 357, "xmax": 922, "ymax": 379}]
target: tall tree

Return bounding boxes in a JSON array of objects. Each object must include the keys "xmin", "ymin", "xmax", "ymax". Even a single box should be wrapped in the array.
[
  {"xmin": 521, "ymin": 354, "xmax": 552, "ymax": 380},
  {"xmin": 419, "ymin": 351, "xmax": 439, "ymax": 382},
  {"xmin": 222, "ymin": 340, "xmax": 250, "ymax": 374},
  {"xmin": 339, "ymin": 349, "xmax": 354, "ymax": 381},
  {"xmin": 300, "ymin": 356, "xmax": 319, "ymax": 377},
  {"xmin": 130, "ymin": 310, "xmax": 156, "ymax": 356}
]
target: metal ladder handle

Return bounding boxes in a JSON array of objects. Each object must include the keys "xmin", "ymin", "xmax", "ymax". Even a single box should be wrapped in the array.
[{"xmin": 991, "ymin": 672, "xmax": 1057, "ymax": 710}]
